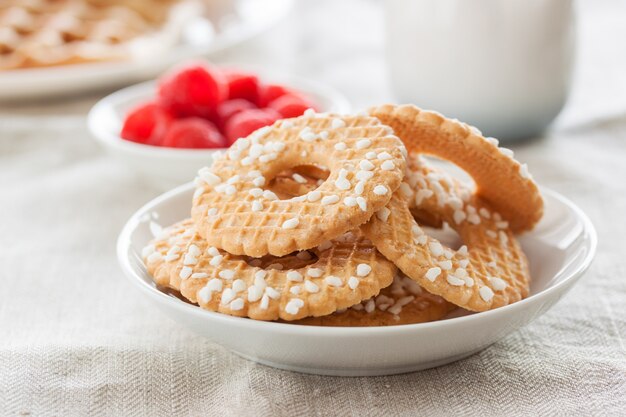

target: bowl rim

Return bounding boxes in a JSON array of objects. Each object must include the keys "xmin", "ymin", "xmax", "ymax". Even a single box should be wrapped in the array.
[
  {"xmin": 87, "ymin": 68, "xmax": 352, "ymax": 158},
  {"xmin": 117, "ymin": 182, "xmax": 597, "ymax": 336}
]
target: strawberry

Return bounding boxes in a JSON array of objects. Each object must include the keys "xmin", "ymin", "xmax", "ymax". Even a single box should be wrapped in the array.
[
  {"xmin": 215, "ymin": 99, "xmax": 257, "ymax": 130},
  {"xmin": 120, "ymin": 102, "xmax": 172, "ymax": 145},
  {"xmin": 157, "ymin": 63, "xmax": 227, "ymax": 118},
  {"xmin": 267, "ymin": 94, "xmax": 316, "ymax": 118},
  {"xmin": 257, "ymin": 83, "xmax": 292, "ymax": 107},
  {"xmin": 224, "ymin": 70, "xmax": 259, "ymax": 103},
  {"xmin": 224, "ymin": 108, "xmax": 281, "ymax": 145},
  {"xmin": 162, "ymin": 118, "xmax": 226, "ymax": 149}
]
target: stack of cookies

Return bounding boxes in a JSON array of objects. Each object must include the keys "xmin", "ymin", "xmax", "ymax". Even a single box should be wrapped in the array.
[
  {"xmin": 143, "ymin": 104, "xmax": 543, "ymax": 326},
  {"xmin": 0, "ymin": 0, "xmax": 195, "ymax": 70}
]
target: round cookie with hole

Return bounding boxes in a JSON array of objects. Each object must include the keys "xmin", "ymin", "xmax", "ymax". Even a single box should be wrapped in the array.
[{"xmin": 191, "ymin": 111, "xmax": 407, "ymax": 257}]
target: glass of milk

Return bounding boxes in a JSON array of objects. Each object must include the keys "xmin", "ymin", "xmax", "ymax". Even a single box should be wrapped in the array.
[{"xmin": 385, "ymin": 0, "xmax": 576, "ymax": 141}]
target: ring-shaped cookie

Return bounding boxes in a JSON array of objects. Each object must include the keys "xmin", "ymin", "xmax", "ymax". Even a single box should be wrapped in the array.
[
  {"xmin": 293, "ymin": 273, "xmax": 455, "ymax": 326},
  {"xmin": 141, "ymin": 218, "xmax": 196, "ymax": 288},
  {"xmin": 363, "ymin": 158, "xmax": 530, "ymax": 311},
  {"xmin": 144, "ymin": 220, "xmax": 397, "ymax": 321},
  {"xmin": 191, "ymin": 112, "xmax": 407, "ymax": 257},
  {"xmin": 369, "ymin": 104, "xmax": 543, "ymax": 232}
]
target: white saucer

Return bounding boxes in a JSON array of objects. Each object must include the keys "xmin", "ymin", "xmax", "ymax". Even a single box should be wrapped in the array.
[
  {"xmin": 0, "ymin": 0, "xmax": 294, "ymax": 101},
  {"xmin": 88, "ymin": 69, "xmax": 350, "ymax": 188},
  {"xmin": 117, "ymin": 184, "xmax": 596, "ymax": 376}
]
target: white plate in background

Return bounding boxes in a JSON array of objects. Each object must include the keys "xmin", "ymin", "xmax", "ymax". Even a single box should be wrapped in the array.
[{"xmin": 0, "ymin": 0, "xmax": 294, "ymax": 100}]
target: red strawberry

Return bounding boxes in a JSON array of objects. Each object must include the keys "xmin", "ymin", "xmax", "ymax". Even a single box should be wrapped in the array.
[
  {"xmin": 215, "ymin": 99, "xmax": 256, "ymax": 130},
  {"xmin": 267, "ymin": 94, "xmax": 316, "ymax": 118},
  {"xmin": 121, "ymin": 102, "xmax": 172, "ymax": 145},
  {"xmin": 157, "ymin": 63, "xmax": 227, "ymax": 118},
  {"xmin": 257, "ymin": 83, "xmax": 292, "ymax": 107},
  {"xmin": 162, "ymin": 118, "xmax": 226, "ymax": 149},
  {"xmin": 224, "ymin": 109, "xmax": 281, "ymax": 145},
  {"xmin": 224, "ymin": 70, "xmax": 259, "ymax": 103}
]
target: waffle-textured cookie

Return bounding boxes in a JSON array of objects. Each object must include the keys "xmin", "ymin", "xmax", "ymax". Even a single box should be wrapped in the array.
[
  {"xmin": 363, "ymin": 158, "xmax": 530, "ymax": 311},
  {"xmin": 144, "ymin": 221, "xmax": 396, "ymax": 321},
  {"xmin": 293, "ymin": 273, "xmax": 456, "ymax": 326},
  {"xmin": 267, "ymin": 164, "xmax": 445, "ymax": 229},
  {"xmin": 0, "ymin": 0, "xmax": 192, "ymax": 70},
  {"xmin": 191, "ymin": 111, "xmax": 407, "ymax": 257},
  {"xmin": 369, "ymin": 104, "xmax": 543, "ymax": 232},
  {"xmin": 141, "ymin": 218, "xmax": 196, "ymax": 288}
]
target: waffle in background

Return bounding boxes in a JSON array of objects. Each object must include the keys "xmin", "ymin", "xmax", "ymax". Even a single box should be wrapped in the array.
[{"xmin": 0, "ymin": 0, "xmax": 198, "ymax": 70}]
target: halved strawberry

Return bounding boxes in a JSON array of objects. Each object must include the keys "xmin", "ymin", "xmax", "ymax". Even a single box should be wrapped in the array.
[
  {"xmin": 224, "ymin": 108, "xmax": 281, "ymax": 145},
  {"xmin": 157, "ymin": 63, "xmax": 227, "ymax": 118},
  {"xmin": 267, "ymin": 94, "xmax": 317, "ymax": 118},
  {"xmin": 121, "ymin": 102, "xmax": 172, "ymax": 146},
  {"xmin": 224, "ymin": 70, "xmax": 259, "ymax": 103},
  {"xmin": 162, "ymin": 118, "xmax": 226, "ymax": 149}
]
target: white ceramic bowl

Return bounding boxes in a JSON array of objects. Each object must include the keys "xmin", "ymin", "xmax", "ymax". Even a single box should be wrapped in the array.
[
  {"xmin": 88, "ymin": 71, "xmax": 351, "ymax": 188},
  {"xmin": 117, "ymin": 184, "xmax": 596, "ymax": 376}
]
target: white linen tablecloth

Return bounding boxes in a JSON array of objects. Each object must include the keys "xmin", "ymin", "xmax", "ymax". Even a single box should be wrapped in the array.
[{"xmin": 1, "ymin": 1, "xmax": 625, "ymax": 415}]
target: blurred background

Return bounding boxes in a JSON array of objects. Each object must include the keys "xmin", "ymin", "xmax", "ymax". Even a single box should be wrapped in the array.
[
  {"xmin": 0, "ymin": 0, "xmax": 626, "ymax": 123},
  {"xmin": 2, "ymin": 0, "xmax": 626, "ymax": 190},
  {"xmin": 2, "ymin": 0, "xmax": 625, "ymax": 127}
]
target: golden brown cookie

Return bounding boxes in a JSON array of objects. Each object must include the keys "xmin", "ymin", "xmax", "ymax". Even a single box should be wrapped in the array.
[
  {"xmin": 145, "ymin": 220, "xmax": 397, "ymax": 321},
  {"xmin": 363, "ymin": 158, "xmax": 530, "ymax": 312},
  {"xmin": 191, "ymin": 111, "xmax": 407, "ymax": 257},
  {"xmin": 0, "ymin": 0, "xmax": 189, "ymax": 70},
  {"xmin": 142, "ymin": 218, "xmax": 196, "ymax": 288},
  {"xmin": 293, "ymin": 274, "xmax": 456, "ymax": 326},
  {"xmin": 369, "ymin": 104, "xmax": 543, "ymax": 232}
]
